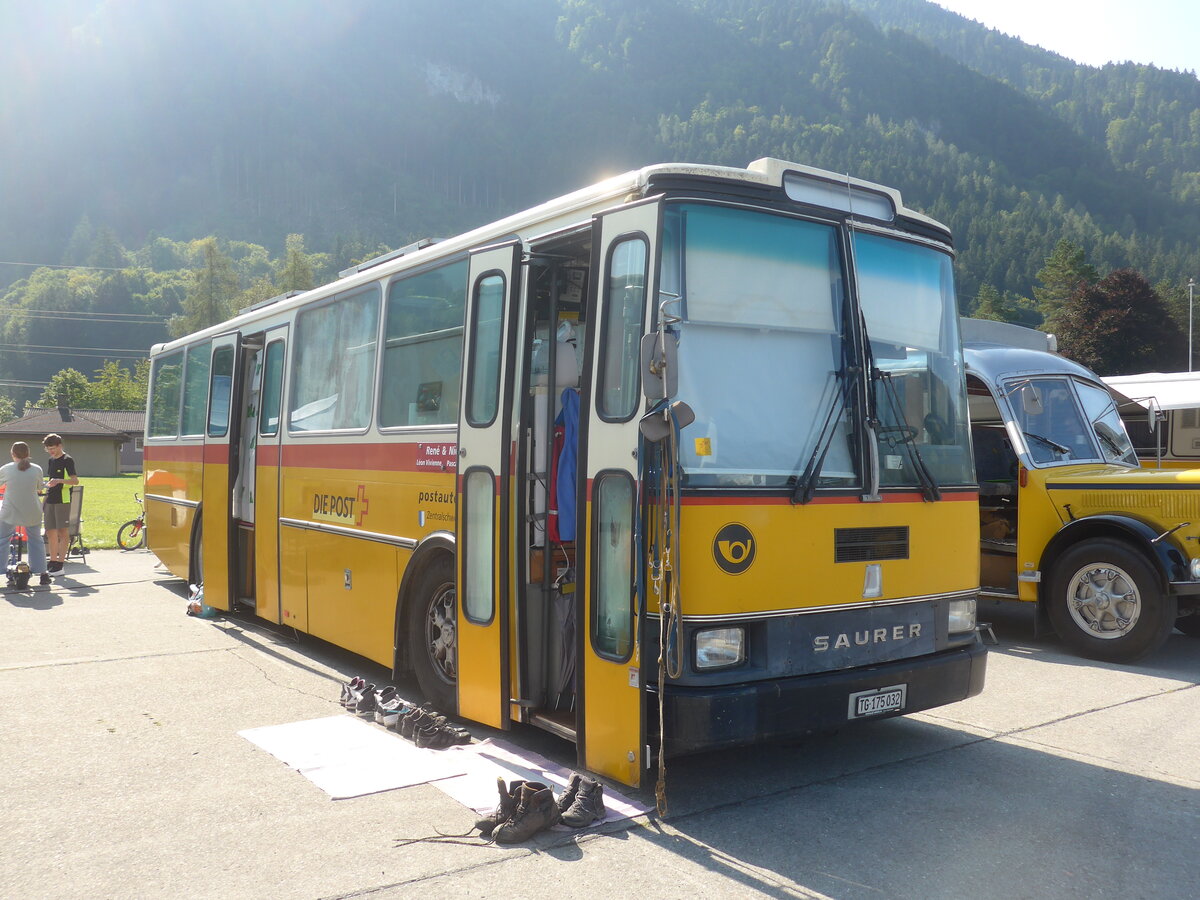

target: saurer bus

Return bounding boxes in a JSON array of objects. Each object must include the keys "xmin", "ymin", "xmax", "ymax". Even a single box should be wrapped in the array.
[{"xmin": 144, "ymin": 158, "xmax": 987, "ymax": 788}]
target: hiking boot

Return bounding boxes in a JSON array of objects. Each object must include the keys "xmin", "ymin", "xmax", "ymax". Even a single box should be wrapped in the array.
[
  {"xmin": 556, "ymin": 773, "xmax": 584, "ymax": 815},
  {"xmin": 493, "ymin": 782, "xmax": 560, "ymax": 843},
  {"xmin": 560, "ymin": 776, "xmax": 606, "ymax": 828},
  {"xmin": 415, "ymin": 723, "xmax": 455, "ymax": 750},
  {"xmin": 399, "ymin": 707, "xmax": 429, "ymax": 740},
  {"xmin": 475, "ymin": 778, "xmax": 526, "ymax": 837}
]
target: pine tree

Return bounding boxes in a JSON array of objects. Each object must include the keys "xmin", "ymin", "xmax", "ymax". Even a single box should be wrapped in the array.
[
  {"xmin": 277, "ymin": 234, "xmax": 315, "ymax": 292},
  {"xmin": 169, "ymin": 239, "xmax": 238, "ymax": 338},
  {"xmin": 1033, "ymin": 239, "xmax": 1099, "ymax": 329}
]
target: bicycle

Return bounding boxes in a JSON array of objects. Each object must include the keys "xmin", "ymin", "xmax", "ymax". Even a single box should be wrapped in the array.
[{"xmin": 117, "ymin": 493, "xmax": 146, "ymax": 550}]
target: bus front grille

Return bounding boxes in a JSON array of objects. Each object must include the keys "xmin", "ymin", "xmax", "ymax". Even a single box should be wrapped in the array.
[{"xmin": 834, "ymin": 526, "xmax": 909, "ymax": 562}]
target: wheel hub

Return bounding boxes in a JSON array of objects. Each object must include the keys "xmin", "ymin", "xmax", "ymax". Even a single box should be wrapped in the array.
[{"xmin": 1069, "ymin": 565, "xmax": 1139, "ymax": 638}]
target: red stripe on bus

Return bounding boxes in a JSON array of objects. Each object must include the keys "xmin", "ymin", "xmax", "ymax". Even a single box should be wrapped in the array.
[
  {"xmin": 256, "ymin": 444, "xmax": 279, "ymax": 466},
  {"xmin": 144, "ymin": 444, "xmax": 204, "ymax": 463},
  {"xmin": 279, "ymin": 442, "xmax": 458, "ymax": 473}
]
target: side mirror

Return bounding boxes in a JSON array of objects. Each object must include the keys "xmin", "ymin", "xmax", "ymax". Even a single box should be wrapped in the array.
[
  {"xmin": 639, "ymin": 400, "xmax": 695, "ymax": 443},
  {"xmin": 1021, "ymin": 385, "xmax": 1043, "ymax": 417},
  {"xmin": 640, "ymin": 332, "xmax": 678, "ymax": 401}
]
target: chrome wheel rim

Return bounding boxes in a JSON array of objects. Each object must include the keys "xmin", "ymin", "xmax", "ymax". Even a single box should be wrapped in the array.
[
  {"xmin": 1066, "ymin": 563, "xmax": 1141, "ymax": 639},
  {"xmin": 425, "ymin": 581, "xmax": 457, "ymax": 684}
]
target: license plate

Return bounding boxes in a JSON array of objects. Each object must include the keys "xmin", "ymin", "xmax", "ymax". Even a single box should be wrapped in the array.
[{"xmin": 848, "ymin": 684, "xmax": 907, "ymax": 719}]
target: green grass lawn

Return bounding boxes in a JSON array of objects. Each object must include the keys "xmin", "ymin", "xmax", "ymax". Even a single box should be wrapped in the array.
[{"xmin": 77, "ymin": 474, "xmax": 145, "ymax": 550}]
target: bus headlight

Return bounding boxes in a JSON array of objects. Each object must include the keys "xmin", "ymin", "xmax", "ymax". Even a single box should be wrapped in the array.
[
  {"xmin": 948, "ymin": 598, "xmax": 977, "ymax": 633},
  {"xmin": 1190, "ymin": 558, "xmax": 1200, "ymax": 581},
  {"xmin": 695, "ymin": 627, "xmax": 745, "ymax": 670}
]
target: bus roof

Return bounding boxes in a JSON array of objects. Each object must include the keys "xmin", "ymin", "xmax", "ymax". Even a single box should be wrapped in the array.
[
  {"xmin": 151, "ymin": 157, "xmax": 948, "ymax": 356},
  {"xmin": 1102, "ymin": 371, "xmax": 1200, "ymax": 411}
]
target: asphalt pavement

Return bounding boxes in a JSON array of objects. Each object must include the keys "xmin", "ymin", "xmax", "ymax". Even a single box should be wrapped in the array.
[{"xmin": 2, "ymin": 550, "xmax": 1198, "ymax": 899}]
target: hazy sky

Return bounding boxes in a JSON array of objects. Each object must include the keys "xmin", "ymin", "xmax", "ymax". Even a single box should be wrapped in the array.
[{"xmin": 935, "ymin": 0, "xmax": 1199, "ymax": 73}]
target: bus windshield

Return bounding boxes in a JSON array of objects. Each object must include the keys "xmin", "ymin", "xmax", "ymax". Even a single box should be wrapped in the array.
[
  {"xmin": 855, "ymin": 231, "xmax": 973, "ymax": 488},
  {"xmin": 1006, "ymin": 376, "xmax": 1138, "ymax": 467},
  {"xmin": 666, "ymin": 203, "xmax": 852, "ymax": 488},
  {"xmin": 666, "ymin": 203, "xmax": 971, "ymax": 489}
]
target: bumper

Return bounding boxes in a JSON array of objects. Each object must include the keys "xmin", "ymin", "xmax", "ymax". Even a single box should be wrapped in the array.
[{"xmin": 659, "ymin": 637, "xmax": 988, "ymax": 756}]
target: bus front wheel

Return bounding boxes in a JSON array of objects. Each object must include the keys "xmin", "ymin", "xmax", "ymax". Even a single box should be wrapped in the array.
[
  {"xmin": 1046, "ymin": 540, "xmax": 1176, "ymax": 662},
  {"xmin": 406, "ymin": 555, "xmax": 458, "ymax": 713}
]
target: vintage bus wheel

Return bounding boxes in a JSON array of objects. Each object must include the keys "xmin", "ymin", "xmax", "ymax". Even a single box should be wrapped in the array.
[
  {"xmin": 406, "ymin": 556, "xmax": 458, "ymax": 713},
  {"xmin": 1046, "ymin": 540, "xmax": 1176, "ymax": 662}
]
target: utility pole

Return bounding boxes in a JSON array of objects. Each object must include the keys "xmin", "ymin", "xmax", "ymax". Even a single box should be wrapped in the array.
[{"xmin": 1190, "ymin": 278, "xmax": 1196, "ymax": 372}]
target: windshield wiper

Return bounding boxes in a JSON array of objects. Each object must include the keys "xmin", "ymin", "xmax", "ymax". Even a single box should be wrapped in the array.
[
  {"xmin": 1023, "ymin": 431, "xmax": 1070, "ymax": 456},
  {"xmin": 876, "ymin": 368, "xmax": 940, "ymax": 502},
  {"xmin": 791, "ymin": 369, "xmax": 850, "ymax": 505}
]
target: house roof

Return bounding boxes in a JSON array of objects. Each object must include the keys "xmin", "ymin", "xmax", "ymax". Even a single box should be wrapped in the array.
[
  {"xmin": 61, "ymin": 409, "xmax": 145, "ymax": 434},
  {"xmin": 0, "ymin": 406, "xmax": 131, "ymax": 439}
]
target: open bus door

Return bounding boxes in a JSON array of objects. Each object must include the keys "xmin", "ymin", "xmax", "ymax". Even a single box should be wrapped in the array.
[
  {"xmin": 199, "ymin": 332, "xmax": 239, "ymax": 611},
  {"xmin": 455, "ymin": 242, "xmax": 521, "ymax": 728},
  {"xmin": 253, "ymin": 328, "xmax": 288, "ymax": 622},
  {"xmin": 576, "ymin": 200, "xmax": 660, "ymax": 787}
]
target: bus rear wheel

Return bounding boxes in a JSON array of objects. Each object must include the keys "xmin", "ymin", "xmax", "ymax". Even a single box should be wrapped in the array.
[
  {"xmin": 406, "ymin": 556, "xmax": 458, "ymax": 713},
  {"xmin": 1046, "ymin": 540, "xmax": 1175, "ymax": 662}
]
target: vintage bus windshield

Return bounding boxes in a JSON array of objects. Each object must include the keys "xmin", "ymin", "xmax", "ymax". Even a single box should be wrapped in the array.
[
  {"xmin": 1006, "ymin": 376, "xmax": 1139, "ymax": 467},
  {"xmin": 856, "ymin": 231, "xmax": 973, "ymax": 488},
  {"xmin": 666, "ymin": 203, "xmax": 971, "ymax": 489}
]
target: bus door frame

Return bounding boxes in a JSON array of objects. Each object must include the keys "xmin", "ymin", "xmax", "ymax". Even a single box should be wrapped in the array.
[
  {"xmin": 200, "ymin": 331, "xmax": 242, "ymax": 611},
  {"xmin": 253, "ymin": 326, "xmax": 289, "ymax": 623},
  {"xmin": 455, "ymin": 241, "xmax": 522, "ymax": 729},
  {"xmin": 575, "ymin": 198, "xmax": 661, "ymax": 787}
]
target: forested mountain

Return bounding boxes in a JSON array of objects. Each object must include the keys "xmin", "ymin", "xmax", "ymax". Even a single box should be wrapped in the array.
[{"xmin": 2, "ymin": 0, "xmax": 1199, "ymax": 404}]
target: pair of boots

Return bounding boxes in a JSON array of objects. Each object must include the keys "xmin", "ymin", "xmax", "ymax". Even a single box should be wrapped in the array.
[{"xmin": 475, "ymin": 773, "xmax": 607, "ymax": 842}]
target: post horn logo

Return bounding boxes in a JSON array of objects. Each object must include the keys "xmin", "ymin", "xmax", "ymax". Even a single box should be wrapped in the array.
[{"xmin": 713, "ymin": 522, "xmax": 755, "ymax": 575}]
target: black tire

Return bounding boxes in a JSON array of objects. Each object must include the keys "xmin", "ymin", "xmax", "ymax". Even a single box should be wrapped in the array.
[
  {"xmin": 117, "ymin": 519, "xmax": 146, "ymax": 551},
  {"xmin": 405, "ymin": 555, "xmax": 458, "ymax": 713},
  {"xmin": 1046, "ymin": 539, "xmax": 1176, "ymax": 662},
  {"xmin": 1174, "ymin": 613, "xmax": 1200, "ymax": 637}
]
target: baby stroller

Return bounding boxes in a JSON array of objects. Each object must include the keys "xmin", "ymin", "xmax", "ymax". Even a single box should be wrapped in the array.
[{"xmin": 6, "ymin": 526, "xmax": 32, "ymax": 590}]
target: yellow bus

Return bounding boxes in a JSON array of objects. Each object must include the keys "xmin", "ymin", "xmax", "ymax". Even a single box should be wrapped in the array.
[
  {"xmin": 961, "ymin": 320, "xmax": 1200, "ymax": 657},
  {"xmin": 144, "ymin": 158, "xmax": 986, "ymax": 787}
]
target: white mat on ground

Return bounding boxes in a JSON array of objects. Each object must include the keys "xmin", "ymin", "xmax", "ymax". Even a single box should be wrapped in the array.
[
  {"xmin": 435, "ymin": 737, "xmax": 651, "ymax": 825},
  {"xmin": 239, "ymin": 715, "xmax": 467, "ymax": 799}
]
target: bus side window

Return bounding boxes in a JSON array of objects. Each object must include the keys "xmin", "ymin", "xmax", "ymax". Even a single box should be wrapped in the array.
[
  {"xmin": 289, "ymin": 286, "xmax": 380, "ymax": 432},
  {"xmin": 259, "ymin": 340, "xmax": 285, "ymax": 437},
  {"xmin": 598, "ymin": 237, "xmax": 648, "ymax": 421},
  {"xmin": 148, "ymin": 350, "xmax": 185, "ymax": 438},
  {"xmin": 181, "ymin": 341, "xmax": 212, "ymax": 437}
]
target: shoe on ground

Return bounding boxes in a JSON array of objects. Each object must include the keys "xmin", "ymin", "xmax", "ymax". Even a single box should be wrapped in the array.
[
  {"xmin": 560, "ymin": 776, "xmax": 607, "ymax": 828},
  {"xmin": 354, "ymin": 683, "xmax": 378, "ymax": 716},
  {"xmin": 475, "ymin": 778, "xmax": 526, "ymax": 837},
  {"xmin": 340, "ymin": 676, "xmax": 365, "ymax": 708},
  {"xmin": 556, "ymin": 773, "xmax": 583, "ymax": 815},
  {"xmin": 39, "ymin": 573, "xmax": 52, "ymax": 587},
  {"xmin": 48, "ymin": 561, "xmax": 63, "ymax": 573},
  {"xmin": 375, "ymin": 696, "xmax": 405, "ymax": 727},
  {"xmin": 493, "ymin": 782, "xmax": 561, "ymax": 843}
]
